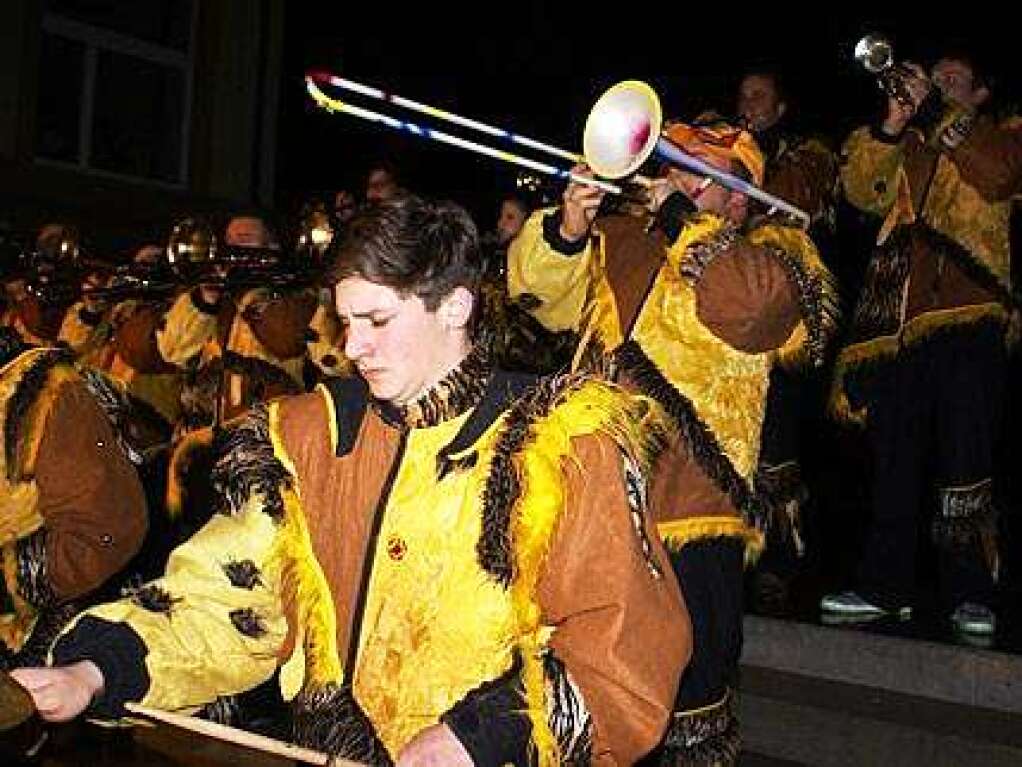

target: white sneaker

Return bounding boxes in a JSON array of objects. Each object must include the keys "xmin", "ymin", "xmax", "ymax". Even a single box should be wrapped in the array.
[
  {"xmin": 820, "ymin": 591, "xmax": 911, "ymax": 618},
  {"xmin": 951, "ymin": 602, "xmax": 996, "ymax": 635}
]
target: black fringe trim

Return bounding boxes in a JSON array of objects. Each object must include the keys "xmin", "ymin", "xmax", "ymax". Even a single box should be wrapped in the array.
[
  {"xmin": 15, "ymin": 527, "xmax": 57, "ymax": 609},
  {"xmin": 291, "ymin": 683, "xmax": 393, "ymax": 765},
  {"xmin": 544, "ymin": 653, "xmax": 594, "ymax": 765},
  {"xmin": 122, "ymin": 581, "xmax": 181, "ymax": 616},
  {"xmin": 766, "ymin": 245, "xmax": 832, "ymax": 366},
  {"xmin": 614, "ymin": 341, "xmax": 767, "ymax": 533},
  {"xmin": 223, "ymin": 559, "xmax": 263, "ymax": 590},
  {"xmin": 850, "ymin": 223, "xmax": 1014, "ymax": 346},
  {"xmin": 849, "ymin": 227, "xmax": 913, "ymax": 344},
  {"xmin": 397, "ymin": 339, "xmax": 492, "ymax": 428},
  {"xmin": 229, "ymin": 607, "xmax": 268, "ymax": 639},
  {"xmin": 654, "ymin": 691, "xmax": 740, "ymax": 767},
  {"xmin": 0, "ymin": 326, "xmax": 29, "ymax": 368},
  {"xmin": 4, "ymin": 348, "xmax": 75, "ymax": 481},
  {"xmin": 196, "ymin": 695, "xmax": 243, "ymax": 727},
  {"xmin": 0, "ymin": 601, "xmax": 80, "ymax": 670},
  {"xmin": 210, "ymin": 406, "xmax": 292, "ymax": 523},
  {"xmin": 477, "ymin": 372, "xmax": 591, "ymax": 585}
]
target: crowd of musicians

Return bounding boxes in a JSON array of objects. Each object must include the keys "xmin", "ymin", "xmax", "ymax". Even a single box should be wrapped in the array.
[{"xmin": 1, "ymin": 46, "xmax": 1020, "ymax": 766}]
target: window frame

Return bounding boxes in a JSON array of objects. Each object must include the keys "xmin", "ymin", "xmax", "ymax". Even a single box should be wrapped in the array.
[{"xmin": 35, "ymin": 5, "xmax": 197, "ymax": 188}]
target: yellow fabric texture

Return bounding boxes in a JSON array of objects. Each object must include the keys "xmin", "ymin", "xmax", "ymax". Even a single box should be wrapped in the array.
[
  {"xmin": 841, "ymin": 126, "xmax": 1012, "ymax": 289},
  {"xmin": 635, "ymin": 214, "xmax": 770, "ymax": 480},
  {"xmin": 59, "ymin": 493, "xmax": 288, "ymax": 711},
  {"xmin": 59, "ymin": 376, "xmax": 660, "ymax": 765},
  {"xmin": 507, "ymin": 209, "xmax": 596, "ymax": 333},
  {"xmin": 350, "ymin": 409, "xmax": 515, "ymax": 755},
  {"xmin": 509, "ymin": 210, "xmax": 831, "ymax": 482},
  {"xmin": 57, "ymin": 301, "xmax": 108, "ymax": 366},
  {"xmin": 156, "ymin": 291, "xmax": 219, "ymax": 366},
  {"xmin": 658, "ymin": 515, "xmax": 764, "ymax": 565}
]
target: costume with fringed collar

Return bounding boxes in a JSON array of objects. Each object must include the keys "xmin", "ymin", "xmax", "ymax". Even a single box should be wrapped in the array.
[{"xmin": 54, "ymin": 348, "xmax": 689, "ymax": 766}]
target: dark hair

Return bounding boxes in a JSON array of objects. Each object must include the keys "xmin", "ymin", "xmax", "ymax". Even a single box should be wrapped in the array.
[{"xmin": 325, "ymin": 194, "xmax": 482, "ymax": 312}]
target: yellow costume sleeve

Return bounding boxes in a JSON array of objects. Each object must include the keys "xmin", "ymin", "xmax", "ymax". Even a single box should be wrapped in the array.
[
  {"xmin": 57, "ymin": 302, "xmax": 91, "ymax": 352},
  {"xmin": 156, "ymin": 291, "xmax": 219, "ymax": 366},
  {"xmin": 58, "ymin": 495, "xmax": 288, "ymax": 712},
  {"xmin": 506, "ymin": 210, "xmax": 593, "ymax": 332},
  {"xmin": 840, "ymin": 126, "xmax": 905, "ymax": 217}
]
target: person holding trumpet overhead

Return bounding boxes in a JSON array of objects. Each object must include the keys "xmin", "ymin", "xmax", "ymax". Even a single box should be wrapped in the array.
[
  {"xmin": 509, "ymin": 110, "xmax": 836, "ymax": 764},
  {"xmin": 826, "ymin": 44, "xmax": 1021, "ymax": 636}
]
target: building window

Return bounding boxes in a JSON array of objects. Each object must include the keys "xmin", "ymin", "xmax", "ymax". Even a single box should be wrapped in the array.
[{"xmin": 35, "ymin": 0, "xmax": 195, "ymax": 186}]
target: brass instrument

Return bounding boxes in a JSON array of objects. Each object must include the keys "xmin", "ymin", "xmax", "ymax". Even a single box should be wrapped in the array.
[
  {"xmin": 166, "ymin": 217, "xmax": 318, "ymax": 290},
  {"xmin": 854, "ymin": 34, "xmax": 931, "ymax": 109},
  {"xmin": 306, "ymin": 73, "xmax": 811, "ymax": 228}
]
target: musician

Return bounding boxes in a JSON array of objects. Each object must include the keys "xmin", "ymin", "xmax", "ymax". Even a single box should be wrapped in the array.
[
  {"xmin": 508, "ymin": 117, "xmax": 836, "ymax": 764},
  {"xmin": 736, "ymin": 70, "xmax": 840, "ymax": 614},
  {"xmin": 0, "ymin": 326, "xmax": 146, "ymax": 669},
  {"xmin": 56, "ymin": 268, "xmax": 113, "ymax": 368},
  {"xmin": 825, "ymin": 49, "xmax": 1022, "ymax": 635},
  {"xmin": 96, "ymin": 244, "xmax": 189, "ymax": 445},
  {"xmin": 16, "ymin": 194, "xmax": 690, "ymax": 767},
  {"xmin": 2, "ymin": 224, "xmax": 74, "ymax": 346},
  {"xmin": 736, "ymin": 71, "xmax": 838, "ymax": 232},
  {"xmin": 161, "ymin": 214, "xmax": 318, "ymax": 430},
  {"xmin": 365, "ymin": 161, "xmax": 403, "ymax": 205}
]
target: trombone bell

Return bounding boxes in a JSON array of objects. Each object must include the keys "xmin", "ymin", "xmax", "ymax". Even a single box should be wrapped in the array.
[{"xmin": 583, "ymin": 81, "xmax": 662, "ymax": 179}]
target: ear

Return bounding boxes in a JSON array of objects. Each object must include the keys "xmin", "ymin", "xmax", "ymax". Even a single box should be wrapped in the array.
[
  {"xmin": 777, "ymin": 101, "xmax": 788, "ymax": 120},
  {"xmin": 439, "ymin": 286, "xmax": 474, "ymax": 331},
  {"xmin": 972, "ymin": 86, "xmax": 991, "ymax": 107}
]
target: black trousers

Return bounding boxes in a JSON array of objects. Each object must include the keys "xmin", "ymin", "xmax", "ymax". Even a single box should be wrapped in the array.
[{"xmin": 856, "ymin": 321, "xmax": 1005, "ymax": 610}]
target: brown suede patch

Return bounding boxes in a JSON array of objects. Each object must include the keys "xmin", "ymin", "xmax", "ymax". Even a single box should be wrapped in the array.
[{"xmin": 695, "ymin": 247, "xmax": 800, "ymax": 353}]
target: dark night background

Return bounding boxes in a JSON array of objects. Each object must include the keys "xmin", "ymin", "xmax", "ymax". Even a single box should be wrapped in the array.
[{"xmin": 276, "ymin": 4, "xmax": 1018, "ymax": 228}]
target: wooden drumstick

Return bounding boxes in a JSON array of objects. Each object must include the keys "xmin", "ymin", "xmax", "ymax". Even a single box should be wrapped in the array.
[{"xmin": 124, "ymin": 702, "xmax": 367, "ymax": 766}]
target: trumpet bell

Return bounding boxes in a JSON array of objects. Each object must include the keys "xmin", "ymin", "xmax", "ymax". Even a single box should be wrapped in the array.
[
  {"xmin": 166, "ymin": 217, "xmax": 216, "ymax": 277},
  {"xmin": 583, "ymin": 80, "xmax": 662, "ymax": 179},
  {"xmin": 854, "ymin": 34, "xmax": 893, "ymax": 74}
]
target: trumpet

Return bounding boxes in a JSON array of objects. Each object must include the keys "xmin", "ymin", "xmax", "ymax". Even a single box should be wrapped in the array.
[
  {"xmin": 166, "ymin": 217, "xmax": 318, "ymax": 290},
  {"xmin": 854, "ymin": 34, "xmax": 931, "ymax": 109},
  {"xmin": 22, "ymin": 227, "xmax": 180, "ymax": 305},
  {"xmin": 305, "ymin": 72, "xmax": 811, "ymax": 228}
]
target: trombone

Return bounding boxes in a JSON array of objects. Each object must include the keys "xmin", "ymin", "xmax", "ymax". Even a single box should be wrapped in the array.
[{"xmin": 305, "ymin": 72, "xmax": 811, "ymax": 229}]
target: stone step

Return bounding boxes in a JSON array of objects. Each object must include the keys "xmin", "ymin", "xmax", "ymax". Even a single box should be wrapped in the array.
[{"xmin": 739, "ymin": 617, "xmax": 1022, "ymax": 766}]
